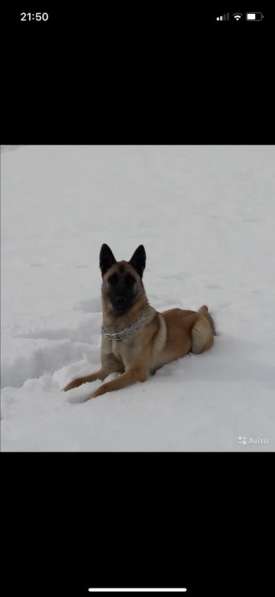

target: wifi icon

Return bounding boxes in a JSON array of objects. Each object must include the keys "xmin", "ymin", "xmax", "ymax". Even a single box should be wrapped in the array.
[{"xmin": 233, "ymin": 12, "xmax": 243, "ymax": 21}]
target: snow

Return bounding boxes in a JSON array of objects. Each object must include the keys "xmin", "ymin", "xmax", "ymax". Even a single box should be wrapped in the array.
[{"xmin": 1, "ymin": 145, "xmax": 275, "ymax": 451}]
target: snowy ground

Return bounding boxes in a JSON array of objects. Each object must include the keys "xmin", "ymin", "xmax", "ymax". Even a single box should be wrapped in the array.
[{"xmin": 1, "ymin": 145, "xmax": 275, "ymax": 451}]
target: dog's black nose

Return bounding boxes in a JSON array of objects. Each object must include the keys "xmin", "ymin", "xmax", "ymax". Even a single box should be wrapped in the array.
[
  {"xmin": 113, "ymin": 296, "xmax": 128, "ymax": 312},
  {"xmin": 115, "ymin": 296, "xmax": 126, "ymax": 306}
]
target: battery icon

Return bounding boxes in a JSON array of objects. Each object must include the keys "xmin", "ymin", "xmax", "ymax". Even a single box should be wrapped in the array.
[{"xmin": 246, "ymin": 12, "xmax": 264, "ymax": 21}]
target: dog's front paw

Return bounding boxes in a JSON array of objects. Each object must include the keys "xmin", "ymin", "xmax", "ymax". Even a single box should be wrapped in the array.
[
  {"xmin": 86, "ymin": 387, "xmax": 104, "ymax": 400},
  {"xmin": 63, "ymin": 377, "xmax": 83, "ymax": 391}
]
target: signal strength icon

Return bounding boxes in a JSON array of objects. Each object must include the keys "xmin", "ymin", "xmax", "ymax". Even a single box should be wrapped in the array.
[
  {"xmin": 216, "ymin": 13, "xmax": 230, "ymax": 21},
  {"xmin": 233, "ymin": 12, "xmax": 243, "ymax": 21}
]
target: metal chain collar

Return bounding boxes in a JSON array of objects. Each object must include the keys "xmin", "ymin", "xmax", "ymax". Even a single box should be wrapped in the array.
[{"xmin": 102, "ymin": 305, "xmax": 156, "ymax": 342}]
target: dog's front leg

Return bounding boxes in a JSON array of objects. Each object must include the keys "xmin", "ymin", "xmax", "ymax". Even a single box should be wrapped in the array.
[
  {"xmin": 87, "ymin": 367, "xmax": 149, "ymax": 399},
  {"xmin": 63, "ymin": 368, "xmax": 108, "ymax": 392}
]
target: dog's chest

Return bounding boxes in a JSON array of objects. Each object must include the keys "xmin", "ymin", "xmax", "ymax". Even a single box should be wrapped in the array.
[{"xmin": 111, "ymin": 337, "xmax": 138, "ymax": 367}]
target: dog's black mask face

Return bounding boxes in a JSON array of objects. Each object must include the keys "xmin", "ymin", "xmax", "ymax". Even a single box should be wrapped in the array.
[
  {"xmin": 107, "ymin": 267, "xmax": 137, "ymax": 314},
  {"xmin": 100, "ymin": 244, "xmax": 146, "ymax": 315}
]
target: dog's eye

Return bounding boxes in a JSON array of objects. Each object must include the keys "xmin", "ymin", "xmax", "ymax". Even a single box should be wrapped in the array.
[{"xmin": 125, "ymin": 274, "xmax": 135, "ymax": 286}]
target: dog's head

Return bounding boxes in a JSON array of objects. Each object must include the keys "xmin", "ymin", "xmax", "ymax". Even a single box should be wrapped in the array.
[{"xmin": 100, "ymin": 244, "xmax": 146, "ymax": 315}]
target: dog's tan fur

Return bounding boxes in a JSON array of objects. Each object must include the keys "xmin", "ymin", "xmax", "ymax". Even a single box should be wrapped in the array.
[{"xmin": 64, "ymin": 247, "xmax": 215, "ymax": 400}]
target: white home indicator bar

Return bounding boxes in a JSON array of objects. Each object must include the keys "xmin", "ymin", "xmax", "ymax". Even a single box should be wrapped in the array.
[{"xmin": 88, "ymin": 590, "xmax": 188, "ymax": 594}]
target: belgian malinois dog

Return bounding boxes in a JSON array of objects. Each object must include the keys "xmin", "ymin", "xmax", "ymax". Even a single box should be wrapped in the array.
[{"xmin": 64, "ymin": 244, "xmax": 215, "ymax": 399}]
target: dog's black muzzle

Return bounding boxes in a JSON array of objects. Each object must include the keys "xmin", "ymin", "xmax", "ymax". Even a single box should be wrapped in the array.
[{"xmin": 110, "ymin": 291, "xmax": 134, "ymax": 314}]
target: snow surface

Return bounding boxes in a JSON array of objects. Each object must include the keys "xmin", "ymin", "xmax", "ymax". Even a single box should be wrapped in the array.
[{"xmin": 1, "ymin": 145, "xmax": 275, "ymax": 451}]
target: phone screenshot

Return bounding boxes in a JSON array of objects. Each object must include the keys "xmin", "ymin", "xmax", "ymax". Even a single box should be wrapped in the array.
[{"xmin": 1, "ymin": 6, "xmax": 273, "ymax": 597}]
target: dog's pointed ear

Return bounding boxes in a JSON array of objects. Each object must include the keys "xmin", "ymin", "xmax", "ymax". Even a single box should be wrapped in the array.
[
  {"xmin": 99, "ymin": 244, "xmax": 116, "ymax": 276},
  {"xmin": 129, "ymin": 245, "xmax": 146, "ymax": 278}
]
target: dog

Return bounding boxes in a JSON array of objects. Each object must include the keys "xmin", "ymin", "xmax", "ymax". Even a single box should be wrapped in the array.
[{"xmin": 64, "ymin": 244, "xmax": 216, "ymax": 399}]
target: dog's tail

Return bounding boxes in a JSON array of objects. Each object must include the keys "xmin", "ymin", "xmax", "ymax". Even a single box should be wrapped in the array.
[{"xmin": 198, "ymin": 305, "xmax": 217, "ymax": 336}]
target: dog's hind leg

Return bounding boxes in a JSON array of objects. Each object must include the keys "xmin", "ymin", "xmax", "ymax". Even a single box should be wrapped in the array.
[
  {"xmin": 191, "ymin": 305, "xmax": 215, "ymax": 354},
  {"xmin": 198, "ymin": 305, "xmax": 216, "ymax": 336}
]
